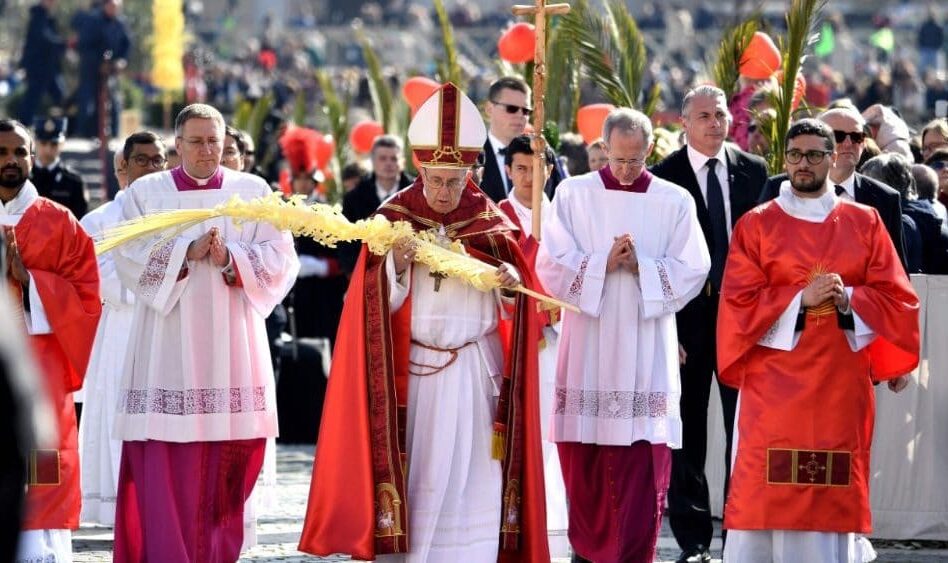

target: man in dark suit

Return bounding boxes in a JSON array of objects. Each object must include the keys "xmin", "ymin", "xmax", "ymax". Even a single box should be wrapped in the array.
[
  {"xmin": 479, "ymin": 77, "xmax": 531, "ymax": 203},
  {"xmin": 29, "ymin": 117, "xmax": 87, "ymax": 218},
  {"xmin": 17, "ymin": 0, "xmax": 67, "ymax": 127},
  {"xmin": 650, "ymin": 85, "xmax": 769, "ymax": 563},
  {"xmin": 757, "ymin": 108, "xmax": 906, "ymax": 268},
  {"xmin": 339, "ymin": 134, "xmax": 413, "ymax": 273}
]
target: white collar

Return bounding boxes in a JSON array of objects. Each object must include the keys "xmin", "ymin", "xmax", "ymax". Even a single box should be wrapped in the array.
[
  {"xmin": 182, "ymin": 166, "xmax": 217, "ymax": 186},
  {"xmin": 37, "ymin": 158, "xmax": 61, "ymax": 171},
  {"xmin": 0, "ymin": 181, "xmax": 40, "ymax": 226},
  {"xmin": 686, "ymin": 144, "xmax": 728, "ymax": 174},
  {"xmin": 488, "ymin": 131, "xmax": 508, "ymax": 155},
  {"xmin": 833, "ymin": 172, "xmax": 856, "ymax": 199},
  {"xmin": 775, "ymin": 179, "xmax": 838, "ymax": 222}
]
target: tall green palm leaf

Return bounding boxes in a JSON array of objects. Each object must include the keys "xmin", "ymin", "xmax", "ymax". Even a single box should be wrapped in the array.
[
  {"xmin": 316, "ymin": 70, "xmax": 351, "ymax": 204},
  {"xmin": 764, "ymin": 0, "xmax": 825, "ymax": 175},
  {"xmin": 433, "ymin": 0, "xmax": 464, "ymax": 87},
  {"xmin": 557, "ymin": 0, "xmax": 656, "ymax": 114},
  {"xmin": 709, "ymin": 18, "xmax": 760, "ymax": 100},
  {"xmin": 357, "ymin": 28, "xmax": 395, "ymax": 132},
  {"xmin": 545, "ymin": 23, "xmax": 579, "ymax": 128}
]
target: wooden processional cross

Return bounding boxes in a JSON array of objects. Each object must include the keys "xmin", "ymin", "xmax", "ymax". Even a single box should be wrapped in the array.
[{"xmin": 512, "ymin": 0, "xmax": 570, "ymax": 240}]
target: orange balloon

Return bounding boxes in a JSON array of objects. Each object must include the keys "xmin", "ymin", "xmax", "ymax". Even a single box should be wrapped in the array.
[
  {"xmin": 349, "ymin": 120, "xmax": 384, "ymax": 154},
  {"xmin": 498, "ymin": 23, "xmax": 536, "ymax": 64},
  {"xmin": 402, "ymin": 76, "xmax": 441, "ymax": 110},
  {"xmin": 314, "ymin": 134, "xmax": 335, "ymax": 168},
  {"xmin": 577, "ymin": 103, "xmax": 616, "ymax": 144},
  {"xmin": 740, "ymin": 32, "xmax": 782, "ymax": 80}
]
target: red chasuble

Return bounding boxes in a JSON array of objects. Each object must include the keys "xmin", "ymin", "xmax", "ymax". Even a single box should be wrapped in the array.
[
  {"xmin": 717, "ymin": 200, "xmax": 919, "ymax": 534},
  {"xmin": 13, "ymin": 197, "xmax": 101, "ymax": 530},
  {"xmin": 299, "ymin": 179, "xmax": 549, "ymax": 562}
]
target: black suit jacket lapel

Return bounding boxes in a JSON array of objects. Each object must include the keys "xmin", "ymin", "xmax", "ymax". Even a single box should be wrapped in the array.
[
  {"xmin": 853, "ymin": 174, "xmax": 871, "ymax": 206},
  {"xmin": 674, "ymin": 148, "xmax": 712, "ymax": 242},
  {"xmin": 725, "ymin": 147, "xmax": 752, "ymax": 227}
]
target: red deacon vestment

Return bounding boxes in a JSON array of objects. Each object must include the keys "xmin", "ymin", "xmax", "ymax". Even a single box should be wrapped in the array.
[
  {"xmin": 299, "ymin": 179, "xmax": 548, "ymax": 562},
  {"xmin": 717, "ymin": 199, "xmax": 919, "ymax": 534},
  {"xmin": 13, "ymin": 196, "xmax": 101, "ymax": 530}
]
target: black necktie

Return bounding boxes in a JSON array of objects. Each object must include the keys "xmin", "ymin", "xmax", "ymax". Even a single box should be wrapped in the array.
[
  {"xmin": 706, "ymin": 158, "xmax": 728, "ymax": 291},
  {"xmin": 835, "ymin": 184, "xmax": 845, "ymax": 196}
]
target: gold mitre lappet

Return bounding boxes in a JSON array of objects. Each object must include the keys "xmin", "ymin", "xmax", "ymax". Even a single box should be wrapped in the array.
[{"xmin": 408, "ymin": 82, "xmax": 486, "ymax": 169}]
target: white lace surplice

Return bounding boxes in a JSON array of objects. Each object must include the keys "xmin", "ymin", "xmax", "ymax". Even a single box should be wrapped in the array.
[
  {"xmin": 112, "ymin": 168, "xmax": 299, "ymax": 442},
  {"xmin": 536, "ymin": 172, "xmax": 710, "ymax": 448}
]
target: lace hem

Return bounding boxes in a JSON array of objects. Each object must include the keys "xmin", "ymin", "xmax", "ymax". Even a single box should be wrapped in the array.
[
  {"xmin": 656, "ymin": 259, "xmax": 678, "ymax": 311},
  {"xmin": 137, "ymin": 240, "xmax": 176, "ymax": 300},
  {"xmin": 121, "ymin": 386, "xmax": 268, "ymax": 415},
  {"xmin": 567, "ymin": 255, "xmax": 590, "ymax": 303},
  {"xmin": 238, "ymin": 242, "xmax": 273, "ymax": 288},
  {"xmin": 554, "ymin": 388, "xmax": 679, "ymax": 418}
]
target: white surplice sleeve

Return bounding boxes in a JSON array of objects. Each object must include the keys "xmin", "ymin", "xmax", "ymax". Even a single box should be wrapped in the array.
[
  {"xmin": 536, "ymin": 189, "xmax": 609, "ymax": 317},
  {"xmin": 81, "ymin": 204, "xmax": 133, "ymax": 307},
  {"xmin": 844, "ymin": 286, "xmax": 876, "ymax": 351},
  {"xmin": 758, "ymin": 290, "xmax": 803, "ymax": 350},
  {"xmin": 225, "ymin": 221, "xmax": 300, "ymax": 318},
  {"xmin": 113, "ymin": 186, "xmax": 192, "ymax": 316},
  {"xmin": 386, "ymin": 251, "xmax": 411, "ymax": 311},
  {"xmin": 636, "ymin": 193, "xmax": 711, "ymax": 319}
]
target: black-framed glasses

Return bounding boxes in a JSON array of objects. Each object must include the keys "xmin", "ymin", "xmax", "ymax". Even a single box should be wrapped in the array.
[
  {"xmin": 785, "ymin": 149, "xmax": 832, "ymax": 165},
  {"xmin": 833, "ymin": 130, "xmax": 866, "ymax": 144},
  {"xmin": 130, "ymin": 154, "xmax": 168, "ymax": 168},
  {"xmin": 490, "ymin": 100, "xmax": 532, "ymax": 116}
]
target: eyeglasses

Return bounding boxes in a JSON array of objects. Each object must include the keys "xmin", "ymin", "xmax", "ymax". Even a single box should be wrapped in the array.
[
  {"xmin": 130, "ymin": 154, "xmax": 168, "ymax": 168},
  {"xmin": 424, "ymin": 173, "xmax": 465, "ymax": 190},
  {"xmin": 833, "ymin": 130, "xmax": 866, "ymax": 144},
  {"xmin": 608, "ymin": 156, "xmax": 647, "ymax": 168},
  {"xmin": 785, "ymin": 149, "xmax": 832, "ymax": 165},
  {"xmin": 491, "ymin": 100, "xmax": 532, "ymax": 117},
  {"xmin": 930, "ymin": 161, "xmax": 947, "ymax": 171}
]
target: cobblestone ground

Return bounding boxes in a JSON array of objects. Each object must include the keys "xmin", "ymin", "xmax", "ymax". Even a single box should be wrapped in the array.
[{"xmin": 73, "ymin": 445, "xmax": 947, "ymax": 562}]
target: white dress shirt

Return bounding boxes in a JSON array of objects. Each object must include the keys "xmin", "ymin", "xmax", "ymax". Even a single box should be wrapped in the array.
[{"xmin": 687, "ymin": 144, "xmax": 733, "ymax": 238}]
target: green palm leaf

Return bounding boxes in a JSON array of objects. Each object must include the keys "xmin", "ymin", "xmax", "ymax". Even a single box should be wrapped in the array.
[
  {"xmin": 357, "ymin": 28, "xmax": 394, "ymax": 132},
  {"xmin": 316, "ymin": 69, "xmax": 351, "ymax": 204},
  {"xmin": 433, "ymin": 0, "xmax": 463, "ymax": 87},
  {"xmin": 709, "ymin": 17, "xmax": 759, "ymax": 100}
]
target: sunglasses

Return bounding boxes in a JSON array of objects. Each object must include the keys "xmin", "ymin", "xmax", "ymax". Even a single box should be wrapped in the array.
[
  {"xmin": 491, "ymin": 100, "xmax": 532, "ymax": 116},
  {"xmin": 833, "ymin": 130, "xmax": 866, "ymax": 144}
]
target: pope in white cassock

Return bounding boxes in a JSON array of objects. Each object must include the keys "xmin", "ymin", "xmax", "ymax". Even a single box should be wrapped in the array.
[
  {"xmin": 536, "ymin": 108, "xmax": 711, "ymax": 563},
  {"xmin": 110, "ymin": 104, "xmax": 299, "ymax": 562},
  {"xmin": 300, "ymin": 82, "xmax": 550, "ymax": 563},
  {"xmin": 78, "ymin": 131, "xmax": 167, "ymax": 526}
]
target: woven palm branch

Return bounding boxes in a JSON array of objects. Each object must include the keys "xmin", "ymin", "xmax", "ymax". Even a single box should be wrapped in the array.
[
  {"xmin": 710, "ymin": 18, "xmax": 760, "ymax": 100},
  {"xmin": 558, "ymin": 0, "xmax": 654, "ymax": 113},
  {"xmin": 764, "ymin": 0, "xmax": 826, "ymax": 175},
  {"xmin": 95, "ymin": 193, "xmax": 577, "ymax": 312}
]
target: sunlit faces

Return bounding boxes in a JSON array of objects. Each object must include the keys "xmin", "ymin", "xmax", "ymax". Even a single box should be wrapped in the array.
[
  {"xmin": 505, "ymin": 152, "xmax": 552, "ymax": 207},
  {"xmin": 681, "ymin": 95, "xmax": 731, "ymax": 157},
  {"xmin": 35, "ymin": 140, "xmax": 62, "ymax": 167},
  {"xmin": 604, "ymin": 129, "xmax": 652, "ymax": 185},
  {"xmin": 587, "ymin": 144, "xmax": 608, "ymax": 171},
  {"xmin": 175, "ymin": 118, "xmax": 223, "ymax": 179},
  {"xmin": 0, "ymin": 128, "xmax": 33, "ymax": 192},
  {"xmin": 125, "ymin": 142, "xmax": 167, "ymax": 185},
  {"xmin": 372, "ymin": 146, "xmax": 403, "ymax": 186},
  {"xmin": 221, "ymin": 133, "xmax": 244, "ymax": 171},
  {"xmin": 486, "ymin": 88, "xmax": 530, "ymax": 144},
  {"xmin": 922, "ymin": 129, "xmax": 948, "ymax": 161},
  {"xmin": 422, "ymin": 167, "xmax": 469, "ymax": 214},
  {"xmin": 820, "ymin": 112, "xmax": 864, "ymax": 177},
  {"xmin": 784, "ymin": 134, "xmax": 835, "ymax": 194}
]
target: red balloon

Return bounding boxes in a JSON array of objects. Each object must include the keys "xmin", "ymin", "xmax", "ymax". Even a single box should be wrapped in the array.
[
  {"xmin": 576, "ymin": 103, "xmax": 616, "ymax": 144},
  {"xmin": 314, "ymin": 134, "xmax": 335, "ymax": 168},
  {"xmin": 498, "ymin": 23, "xmax": 536, "ymax": 64},
  {"xmin": 776, "ymin": 71, "xmax": 807, "ymax": 110},
  {"xmin": 350, "ymin": 120, "xmax": 385, "ymax": 154},
  {"xmin": 402, "ymin": 76, "xmax": 441, "ymax": 110},
  {"xmin": 740, "ymin": 32, "xmax": 782, "ymax": 80}
]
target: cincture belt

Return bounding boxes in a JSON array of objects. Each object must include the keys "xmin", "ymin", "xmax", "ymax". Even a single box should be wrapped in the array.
[{"xmin": 409, "ymin": 339, "xmax": 477, "ymax": 376}]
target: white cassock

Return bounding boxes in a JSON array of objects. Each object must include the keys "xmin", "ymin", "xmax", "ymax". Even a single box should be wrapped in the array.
[
  {"xmin": 535, "ymin": 171, "xmax": 709, "ymax": 447},
  {"xmin": 502, "ymin": 194, "xmax": 569, "ymax": 556},
  {"xmin": 376, "ymin": 251, "xmax": 514, "ymax": 563},
  {"xmin": 77, "ymin": 190, "xmax": 134, "ymax": 526},
  {"xmin": 112, "ymin": 168, "xmax": 298, "ymax": 443}
]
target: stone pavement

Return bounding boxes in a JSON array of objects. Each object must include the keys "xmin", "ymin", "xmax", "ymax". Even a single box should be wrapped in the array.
[{"xmin": 73, "ymin": 444, "xmax": 947, "ymax": 562}]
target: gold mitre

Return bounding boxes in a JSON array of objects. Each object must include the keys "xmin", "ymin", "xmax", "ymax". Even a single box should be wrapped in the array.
[{"xmin": 407, "ymin": 82, "xmax": 486, "ymax": 169}]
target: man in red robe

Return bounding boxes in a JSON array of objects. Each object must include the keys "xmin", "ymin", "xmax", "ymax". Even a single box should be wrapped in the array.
[
  {"xmin": 0, "ymin": 118, "xmax": 101, "ymax": 561},
  {"xmin": 299, "ymin": 83, "xmax": 548, "ymax": 563},
  {"xmin": 717, "ymin": 118, "xmax": 920, "ymax": 562}
]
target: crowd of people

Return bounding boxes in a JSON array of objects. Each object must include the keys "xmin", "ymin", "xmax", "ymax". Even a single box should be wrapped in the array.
[{"xmin": 2, "ymin": 3, "xmax": 948, "ymax": 563}]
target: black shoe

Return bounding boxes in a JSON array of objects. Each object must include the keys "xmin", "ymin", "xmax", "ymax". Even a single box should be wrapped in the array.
[{"xmin": 676, "ymin": 548, "xmax": 711, "ymax": 563}]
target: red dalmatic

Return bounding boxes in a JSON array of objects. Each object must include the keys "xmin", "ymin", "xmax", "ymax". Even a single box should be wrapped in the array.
[
  {"xmin": 717, "ymin": 200, "xmax": 919, "ymax": 533},
  {"xmin": 13, "ymin": 198, "xmax": 101, "ymax": 530}
]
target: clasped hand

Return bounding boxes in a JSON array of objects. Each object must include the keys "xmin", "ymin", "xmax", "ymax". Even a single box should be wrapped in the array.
[
  {"xmin": 606, "ymin": 234, "xmax": 638, "ymax": 274},
  {"xmin": 801, "ymin": 273, "xmax": 848, "ymax": 311},
  {"xmin": 187, "ymin": 227, "xmax": 229, "ymax": 267},
  {"xmin": 3, "ymin": 226, "xmax": 29, "ymax": 285}
]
